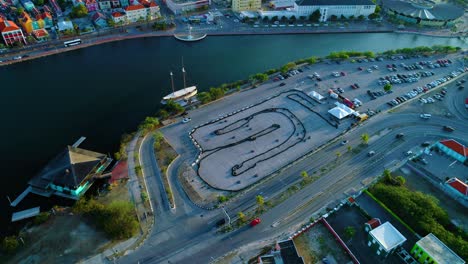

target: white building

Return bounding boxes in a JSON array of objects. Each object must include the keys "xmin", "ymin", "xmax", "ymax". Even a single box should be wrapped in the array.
[
  {"xmin": 111, "ymin": 12, "xmax": 127, "ymax": 24},
  {"xmin": 232, "ymin": 0, "xmax": 261, "ymax": 12},
  {"xmin": 165, "ymin": 0, "xmax": 210, "ymax": 15},
  {"xmin": 124, "ymin": 4, "xmax": 147, "ymax": 22},
  {"xmin": 260, "ymin": 0, "xmax": 376, "ymax": 21}
]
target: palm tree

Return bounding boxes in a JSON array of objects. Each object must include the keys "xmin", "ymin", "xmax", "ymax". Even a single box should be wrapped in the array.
[
  {"xmin": 347, "ymin": 145, "xmax": 352, "ymax": 152},
  {"xmin": 256, "ymin": 195, "xmax": 264, "ymax": 207},
  {"xmin": 336, "ymin": 151, "xmax": 341, "ymax": 159}
]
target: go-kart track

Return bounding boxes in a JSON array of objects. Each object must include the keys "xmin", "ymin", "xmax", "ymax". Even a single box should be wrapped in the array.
[{"xmin": 190, "ymin": 90, "xmax": 342, "ymax": 191}]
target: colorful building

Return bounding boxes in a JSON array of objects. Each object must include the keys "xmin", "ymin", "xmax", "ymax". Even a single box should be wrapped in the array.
[
  {"xmin": 124, "ymin": 4, "xmax": 146, "ymax": 22},
  {"xmin": 110, "ymin": 0, "xmax": 120, "ymax": 8},
  {"xmin": 92, "ymin": 11, "xmax": 108, "ymax": 27},
  {"xmin": 36, "ymin": 11, "xmax": 53, "ymax": 28},
  {"xmin": 140, "ymin": 0, "xmax": 160, "ymax": 19},
  {"xmin": 85, "ymin": 0, "xmax": 99, "ymax": 12},
  {"xmin": 367, "ymin": 222, "xmax": 406, "ymax": 258},
  {"xmin": 18, "ymin": 11, "xmax": 44, "ymax": 34},
  {"xmin": 119, "ymin": 0, "xmax": 129, "ymax": 7},
  {"xmin": 411, "ymin": 233, "xmax": 465, "ymax": 264},
  {"xmin": 232, "ymin": 0, "xmax": 260, "ymax": 12},
  {"xmin": 20, "ymin": 0, "xmax": 35, "ymax": 11},
  {"xmin": 98, "ymin": 0, "xmax": 111, "ymax": 9},
  {"xmin": 32, "ymin": 28, "xmax": 49, "ymax": 40},
  {"xmin": 165, "ymin": 0, "xmax": 210, "ymax": 14},
  {"xmin": 435, "ymin": 139, "xmax": 468, "ymax": 163},
  {"xmin": 0, "ymin": 18, "xmax": 26, "ymax": 45},
  {"xmin": 25, "ymin": 145, "xmax": 112, "ymax": 200},
  {"xmin": 364, "ymin": 218, "xmax": 381, "ymax": 232},
  {"xmin": 111, "ymin": 11, "xmax": 127, "ymax": 24}
]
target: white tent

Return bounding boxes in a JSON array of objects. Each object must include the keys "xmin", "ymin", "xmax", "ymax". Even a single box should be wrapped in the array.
[
  {"xmin": 328, "ymin": 107, "xmax": 349, "ymax": 119},
  {"xmin": 308, "ymin": 90, "xmax": 324, "ymax": 102}
]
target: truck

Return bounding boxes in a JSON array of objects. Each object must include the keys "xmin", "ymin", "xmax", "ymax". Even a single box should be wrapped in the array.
[
  {"xmin": 343, "ymin": 98, "xmax": 355, "ymax": 109},
  {"xmin": 250, "ymin": 218, "xmax": 261, "ymax": 227}
]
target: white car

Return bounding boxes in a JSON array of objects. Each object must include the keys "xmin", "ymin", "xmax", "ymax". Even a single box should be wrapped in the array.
[
  {"xmin": 182, "ymin": 118, "xmax": 192, "ymax": 123},
  {"xmin": 420, "ymin": 114, "xmax": 431, "ymax": 119}
]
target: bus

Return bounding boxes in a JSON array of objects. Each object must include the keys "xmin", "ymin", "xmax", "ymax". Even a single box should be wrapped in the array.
[{"xmin": 64, "ymin": 39, "xmax": 82, "ymax": 47}]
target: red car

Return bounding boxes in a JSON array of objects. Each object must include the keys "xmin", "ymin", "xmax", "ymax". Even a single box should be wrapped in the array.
[{"xmin": 250, "ymin": 218, "xmax": 261, "ymax": 227}]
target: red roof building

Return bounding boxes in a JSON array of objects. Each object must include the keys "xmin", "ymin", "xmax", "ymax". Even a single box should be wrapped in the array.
[
  {"xmin": 446, "ymin": 178, "xmax": 468, "ymax": 196},
  {"xmin": 364, "ymin": 218, "xmax": 382, "ymax": 232},
  {"xmin": 33, "ymin": 28, "xmax": 49, "ymax": 39},
  {"xmin": 437, "ymin": 139, "xmax": 468, "ymax": 163},
  {"xmin": 440, "ymin": 139, "xmax": 468, "ymax": 157},
  {"xmin": 0, "ymin": 18, "xmax": 26, "ymax": 46}
]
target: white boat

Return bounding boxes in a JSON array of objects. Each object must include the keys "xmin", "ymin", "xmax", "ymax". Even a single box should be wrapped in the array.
[{"xmin": 161, "ymin": 66, "xmax": 198, "ymax": 106}]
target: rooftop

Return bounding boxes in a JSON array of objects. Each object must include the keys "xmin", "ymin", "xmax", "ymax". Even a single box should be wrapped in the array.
[
  {"xmin": 366, "ymin": 218, "xmax": 382, "ymax": 230},
  {"xmin": 0, "ymin": 18, "xmax": 21, "ymax": 32},
  {"xmin": 369, "ymin": 222, "xmax": 407, "ymax": 252},
  {"xmin": 277, "ymin": 240, "xmax": 304, "ymax": 264},
  {"xmin": 440, "ymin": 139, "xmax": 468, "ymax": 157},
  {"xmin": 298, "ymin": 0, "xmax": 374, "ymax": 6},
  {"xmin": 28, "ymin": 146, "xmax": 108, "ymax": 190},
  {"xmin": 446, "ymin": 178, "xmax": 468, "ymax": 196},
  {"xmin": 125, "ymin": 4, "xmax": 145, "ymax": 11},
  {"xmin": 417, "ymin": 233, "xmax": 465, "ymax": 264}
]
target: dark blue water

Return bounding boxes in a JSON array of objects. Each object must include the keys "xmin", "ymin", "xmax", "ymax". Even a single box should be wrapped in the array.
[{"xmin": 0, "ymin": 33, "xmax": 465, "ymax": 234}]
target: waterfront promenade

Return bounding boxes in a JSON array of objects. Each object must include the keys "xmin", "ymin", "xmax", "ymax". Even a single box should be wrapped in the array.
[{"xmin": 0, "ymin": 17, "xmax": 465, "ymax": 67}]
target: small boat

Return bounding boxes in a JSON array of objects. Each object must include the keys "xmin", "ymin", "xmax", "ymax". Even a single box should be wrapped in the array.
[{"xmin": 161, "ymin": 66, "xmax": 198, "ymax": 106}]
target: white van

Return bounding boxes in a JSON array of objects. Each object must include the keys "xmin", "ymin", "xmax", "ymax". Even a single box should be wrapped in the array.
[{"xmin": 420, "ymin": 114, "xmax": 432, "ymax": 119}]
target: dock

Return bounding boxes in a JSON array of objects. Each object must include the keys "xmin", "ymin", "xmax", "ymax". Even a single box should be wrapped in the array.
[
  {"xmin": 10, "ymin": 186, "xmax": 32, "ymax": 207},
  {"xmin": 72, "ymin": 136, "xmax": 87, "ymax": 148},
  {"xmin": 11, "ymin": 206, "xmax": 40, "ymax": 222}
]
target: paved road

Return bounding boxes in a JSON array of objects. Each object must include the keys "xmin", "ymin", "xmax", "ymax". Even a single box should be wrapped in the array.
[{"xmin": 119, "ymin": 57, "xmax": 467, "ymax": 264}]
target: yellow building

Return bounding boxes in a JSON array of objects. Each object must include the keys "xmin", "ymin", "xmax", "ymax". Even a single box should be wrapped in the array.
[
  {"xmin": 232, "ymin": 0, "xmax": 261, "ymax": 12},
  {"xmin": 18, "ymin": 12, "xmax": 44, "ymax": 34}
]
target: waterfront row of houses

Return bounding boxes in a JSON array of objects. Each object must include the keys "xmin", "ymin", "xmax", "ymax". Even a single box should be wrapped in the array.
[{"xmin": 0, "ymin": 0, "xmax": 161, "ymax": 46}]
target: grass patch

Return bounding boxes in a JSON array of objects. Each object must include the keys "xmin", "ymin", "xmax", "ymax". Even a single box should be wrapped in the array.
[{"xmin": 153, "ymin": 131, "xmax": 178, "ymax": 208}]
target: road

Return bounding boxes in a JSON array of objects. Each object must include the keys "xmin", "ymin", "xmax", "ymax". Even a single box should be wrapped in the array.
[{"xmin": 119, "ymin": 57, "xmax": 467, "ymax": 263}]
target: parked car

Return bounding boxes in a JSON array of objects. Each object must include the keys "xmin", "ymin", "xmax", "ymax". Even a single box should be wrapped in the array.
[
  {"xmin": 182, "ymin": 117, "xmax": 192, "ymax": 123},
  {"xmin": 368, "ymin": 151, "xmax": 376, "ymax": 157},
  {"xmin": 420, "ymin": 114, "xmax": 431, "ymax": 119},
  {"xmin": 341, "ymin": 140, "xmax": 348, "ymax": 145},
  {"xmin": 443, "ymin": 126, "xmax": 454, "ymax": 132},
  {"xmin": 396, "ymin": 133, "xmax": 404, "ymax": 139},
  {"xmin": 421, "ymin": 142, "xmax": 431, "ymax": 147}
]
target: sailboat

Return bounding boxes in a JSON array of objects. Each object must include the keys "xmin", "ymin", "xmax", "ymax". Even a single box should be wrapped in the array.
[{"xmin": 161, "ymin": 65, "xmax": 198, "ymax": 106}]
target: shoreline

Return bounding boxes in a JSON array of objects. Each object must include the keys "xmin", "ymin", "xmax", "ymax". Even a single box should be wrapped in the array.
[{"xmin": 0, "ymin": 28, "xmax": 465, "ymax": 67}]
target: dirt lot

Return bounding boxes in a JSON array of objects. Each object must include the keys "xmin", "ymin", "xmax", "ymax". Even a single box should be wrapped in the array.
[
  {"xmin": 7, "ymin": 213, "xmax": 108, "ymax": 264},
  {"xmin": 7, "ymin": 183, "xmax": 131, "ymax": 264},
  {"xmin": 398, "ymin": 167, "xmax": 468, "ymax": 233},
  {"xmin": 293, "ymin": 222, "xmax": 352, "ymax": 264}
]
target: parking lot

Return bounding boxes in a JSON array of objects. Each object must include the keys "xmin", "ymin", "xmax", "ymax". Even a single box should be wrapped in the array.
[
  {"xmin": 161, "ymin": 52, "xmax": 464, "ymax": 192},
  {"xmin": 190, "ymin": 90, "xmax": 342, "ymax": 190}
]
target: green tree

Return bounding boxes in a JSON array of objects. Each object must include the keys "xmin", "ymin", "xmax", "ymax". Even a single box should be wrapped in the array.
[
  {"xmin": 208, "ymin": 87, "xmax": 225, "ymax": 100},
  {"xmin": 157, "ymin": 109, "xmax": 169, "ymax": 120},
  {"xmin": 395, "ymin": 176, "xmax": 406, "ymax": 186},
  {"xmin": 344, "ymin": 226, "xmax": 356, "ymax": 240},
  {"xmin": 358, "ymin": 15, "xmax": 365, "ymax": 20},
  {"xmin": 361, "ymin": 133, "xmax": 370, "ymax": 144},
  {"xmin": 237, "ymin": 212, "xmax": 246, "ymax": 223},
  {"xmin": 35, "ymin": 0, "xmax": 44, "ymax": 5},
  {"xmin": 336, "ymin": 151, "xmax": 341, "ymax": 159},
  {"xmin": 309, "ymin": 10, "xmax": 321, "ymax": 22},
  {"xmin": 138, "ymin": 116, "xmax": 160, "ymax": 133},
  {"xmin": 102, "ymin": 201, "xmax": 139, "ymax": 239},
  {"xmin": 163, "ymin": 100, "xmax": 184, "ymax": 114},
  {"xmin": 218, "ymin": 195, "xmax": 227, "ymax": 203},
  {"xmin": 256, "ymin": 195, "xmax": 264, "ymax": 207},
  {"xmin": 340, "ymin": 14, "xmax": 346, "ymax": 20},
  {"xmin": 330, "ymin": 15, "xmax": 338, "ymax": 21},
  {"xmin": 280, "ymin": 62, "xmax": 296, "ymax": 73},
  {"xmin": 306, "ymin": 56, "xmax": 317, "ymax": 64},
  {"xmin": 16, "ymin": 7, "xmax": 25, "ymax": 16},
  {"xmin": 384, "ymin": 83, "xmax": 392, "ymax": 92},
  {"xmin": 197, "ymin": 92, "xmax": 212, "ymax": 104},
  {"xmin": 1, "ymin": 236, "xmax": 19, "ymax": 254},
  {"xmin": 71, "ymin": 4, "xmax": 88, "ymax": 18},
  {"xmin": 347, "ymin": 145, "xmax": 352, "ymax": 152}
]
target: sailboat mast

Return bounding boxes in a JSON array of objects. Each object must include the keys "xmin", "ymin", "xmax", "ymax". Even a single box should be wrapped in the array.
[{"xmin": 170, "ymin": 71, "xmax": 175, "ymax": 94}]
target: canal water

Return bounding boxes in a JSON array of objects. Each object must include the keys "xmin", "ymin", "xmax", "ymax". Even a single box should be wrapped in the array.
[{"xmin": 0, "ymin": 33, "xmax": 465, "ymax": 234}]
